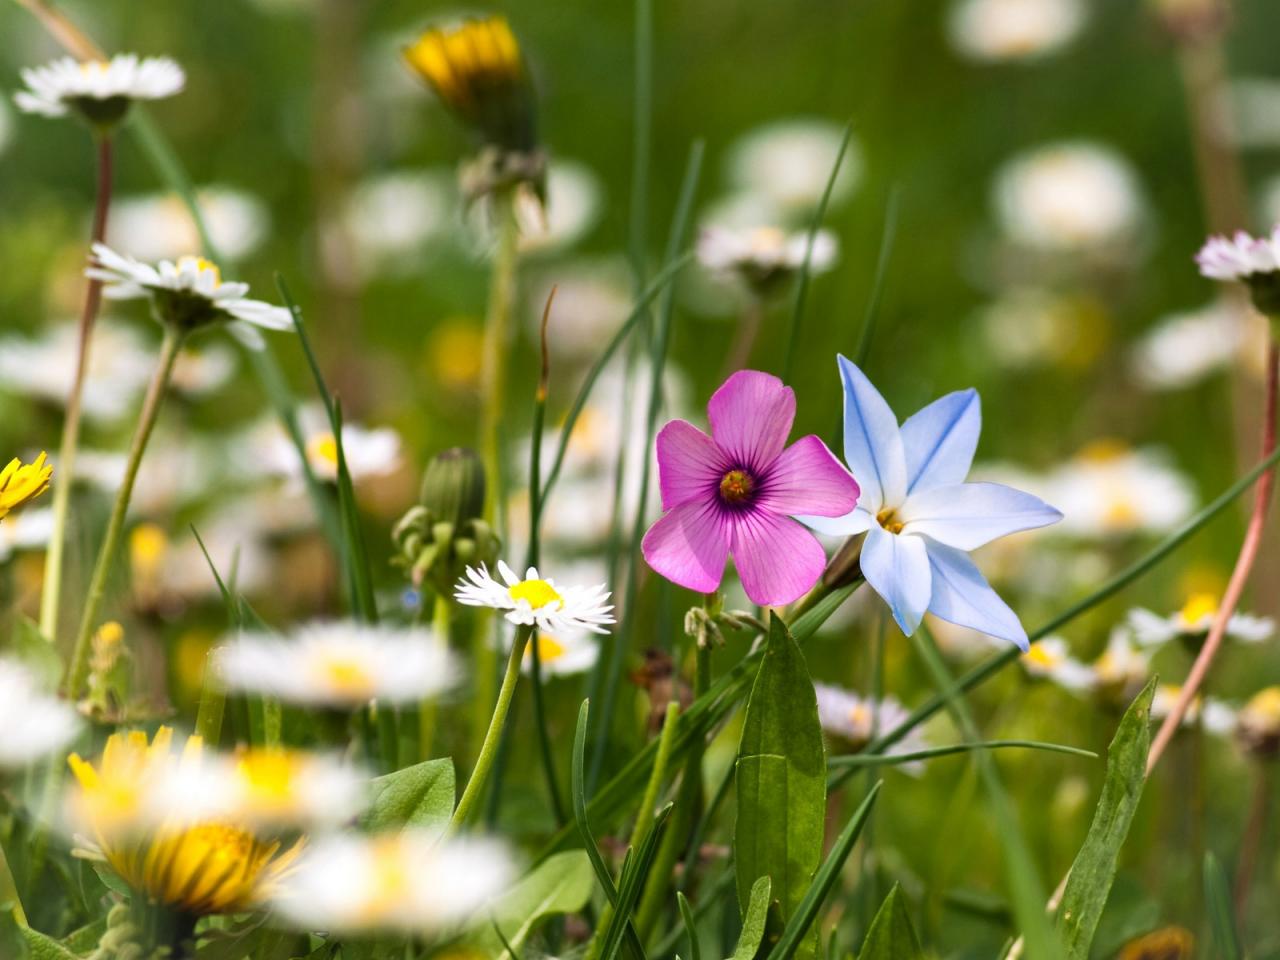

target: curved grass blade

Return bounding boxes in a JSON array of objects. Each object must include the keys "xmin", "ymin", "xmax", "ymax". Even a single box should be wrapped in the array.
[
  {"xmin": 828, "ymin": 740, "xmax": 1097, "ymax": 769},
  {"xmin": 852, "ymin": 186, "xmax": 900, "ymax": 367},
  {"xmin": 1204, "ymin": 852, "xmax": 1242, "ymax": 960},
  {"xmin": 677, "ymin": 892, "xmax": 700, "ymax": 960}
]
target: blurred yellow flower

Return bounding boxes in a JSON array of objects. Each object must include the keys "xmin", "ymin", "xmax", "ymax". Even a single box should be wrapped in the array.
[
  {"xmin": 1116, "ymin": 926, "xmax": 1194, "ymax": 960},
  {"xmin": 67, "ymin": 727, "xmax": 300, "ymax": 915},
  {"xmin": 0, "ymin": 452, "xmax": 52, "ymax": 522}
]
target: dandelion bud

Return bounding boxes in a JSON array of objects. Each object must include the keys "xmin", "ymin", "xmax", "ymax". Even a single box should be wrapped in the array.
[
  {"xmin": 83, "ymin": 621, "xmax": 130, "ymax": 720},
  {"xmin": 1237, "ymin": 686, "xmax": 1280, "ymax": 759},
  {"xmin": 422, "ymin": 447, "xmax": 486, "ymax": 527}
]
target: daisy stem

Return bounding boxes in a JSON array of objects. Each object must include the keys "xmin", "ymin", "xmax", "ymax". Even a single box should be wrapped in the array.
[
  {"xmin": 65, "ymin": 328, "xmax": 184, "ymax": 699},
  {"xmin": 39, "ymin": 131, "xmax": 114, "ymax": 646},
  {"xmin": 451, "ymin": 623, "xmax": 532, "ymax": 831}
]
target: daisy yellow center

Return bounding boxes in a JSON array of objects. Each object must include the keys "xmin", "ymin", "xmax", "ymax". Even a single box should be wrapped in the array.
[
  {"xmin": 876, "ymin": 507, "xmax": 904, "ymax": 535},
  {"xmin": 1101, "ymin": 496, "xmax": 1138, "ymax": 530},
  {"xmin": 849, "ymin": 703, "xmax": 872, "ymax": 730},
  {"xmin": 510, "ymin": 578, "xmax": 563, "ymax": 610},
  {"xmin": 316, "ymin": 654, "xmax": 376, "ymax": 697},
  {"xmin": 178, "ymin": 255, "xmax": 222, "ymax": 284},
  {"xmin": 530, "ymin": 635, "xmax": 567, "ymax": 661},
  {"xmin": 238, "ymin": 751, "xmax": 301, "ymax": 804},
  {"xmin": 307, "ymin": 433, "xmax": 340, "ymax": 468},
  {"xmin": 719, "ymin": 470, "xmax": 755, "ymax": 503},
  {"xmin": 1022, "ymin": 643, "xmax": 1060, "ymax": 669},
  {"xmin": 1178, "ymin": 593, "xmax": 1218, "ymax": 626},
  {"xmin": 364, "ymin": 839, "xmax": 412, "ymax": 917}
]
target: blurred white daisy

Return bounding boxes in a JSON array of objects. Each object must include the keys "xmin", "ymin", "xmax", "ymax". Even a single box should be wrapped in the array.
[
  {"xmin": 993, "ymin": 142, "xmax": 1144, "ymax": 252},
  {"xmin": 14, "ymin": 54, "xmax": 184, "ymax": 122},
  {"xmin": 216, "ymin": 622, "xmax": 459, "ymax": 708},
  {"xmin": 726, "ymin": 118, "xmax": 860, "ymax": 218},
  {"xmin": 1151, "ymin": 684, "xmax": 1237, "ymax": 735},
  {"xmin": 169, "ymin": 341, "xmax": 239, "ymax": 397},
  {"xmin": 947, "ymin": 0, "xmax": 1085, "ymax": 63},
  {"xmin": 0, "ymin": 321, "xmax": 152, "ymax": 421},
  {"xmin": 129, "ymin": 515, "xmax": 272, "ymax": 606},
  {"xmin": 976, "ymin": 288, "xmax": 1107, "ymax": 370},
  {"xmin": 1130, "ymin": 301, "xmax": 1246, "ymax": 391},
  {"xmin": 697, "ymin": 224, "xmax": 837, "ymax": 291},
  {"xmin": 1090, "ymin": 628, "xmax": 1151, "ymax": 704},
  {"xmin": 515, "ymin": 159, "xmax": 603, "ymax": 254},
  {"xmin": 346, "ymin": 169, "xmax": 455, "ymax": 279},
  {"xmin": 86, "ymin": 244, "xmax": 293, "ymax": 347},
  {"xmin": 814, "ymin": 683, "xmax": 928, "ymax": 773},
  {"xmin": 1196, "ymin": 226, "xmax": 1280, "ymax": 281},
  {"xmin": 526, "ymin": 258, "xmax": 632, "ymax": 359},
  {"xmin": 251, "ymin": 406, "xmax": 402, "ymax": 486},
  {"xmin": 520, "ymin": 631, "xmax": 600, "ymax": 678},
  {"xmin": 0, "ymin": 659, "xmax": 80, "ymax": 768},
  {"xmin": 1043, "ymin": 442, "xmax": 1196, "ymax": 538},
  {"xmin": 1127, "ymin": 593, "xmax": 1274, "ymax": 647},
  {"xmin": 228, "ymin": 749, "xmax": 368, "ymax": 829},
  {"xmin": 270, "ymin": 832, "xmax": 514, "ymax": 935},
  {"xmin": 1019, "ymin": 637, "xmax": 1095, "ymax": 693},
  {"xmin": 1222, "ymin": 78, "xmax": 1280, "ymax": 150},
  {"xmin": 108, "ymin": 186, "xmax": 270, "ymax": 265},
  {"xmin": 0, "ymin": 506, "xmax": 52, "ymax": 561},
  {"xmin": 455, "ymin": 561, "xmax": 614, "ymax": 635}
]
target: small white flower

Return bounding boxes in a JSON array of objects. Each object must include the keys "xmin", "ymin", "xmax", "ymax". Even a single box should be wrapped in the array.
[
  {"xmin": 697, "ymin": 224, "xmax": 837, "ymax": 287},
  {"xmin": 0, "ymin": 660, "xmax": 80, "ymax": 768},
  {"xmin": 0, "ymin": 506, "xmax": 53, "ymax": 561},
  {"xmin": 225, "ymin": 749, "xmax": 369, "ymax": 830},
  {"xmin": 86, "ymin": 243, "xmax": 293, "ymax": 346},
  {"xmin": 1019, "ymin": 637, "xmax": 1096, "ymax": 693},
  {"xmin": 726, "ymin": 119, "xmax": 861, "ymax": 217},
  {"xmin": 1127, "ymin": 593, "xmax": 1274, "ymax": 648},
  {"xmin": 994, "ymin": 142, "xmax": 1144, "ymax": 252},
  {"xmin": 947, "ymin": 0, "xmax": 1085, "ymax": 62},
  {"xmin": 1089, "ymin": 628, "xmax": 1151, "ymax": 702},
  {"xmin": 109, "ymin": 186, "xmax": 270, "ymax": 265},
  {"xmin": 1131, "ymin": 301, "xmax": 1246, "ymax": 391},
  {"xmin": 519, "ymin": 631, "xmax": 600, "ymax": 678},
  {"xmin": 346, "ymin": 170, "xmax": 455, "ymax": 279},
  {"xmin": 1196, "ymin": 226, "xmax": 1280, "ymax": 281},
  {"xmin": 249, "ymin": 406, "xmax": 402, "ymax": 486},
  {"xmin": 814, "ymin": 683, "xmax": 928, "ymax": 774},
  {"xmin": 455, "ymin": 561, "xmax": 615, "ymax": 635},
  {"xmin": 15, "ymin": 54, "xmax": 184, "ymax": 120},
  {"xmin": 1042, "ymin": 442, "xmax": 1196, "ymax": 539},
  {"xmin": 216, "ymin": 622, "xmax": 460, "ymax": 708},
  {"xmin": 1151, "ymin": 684, "xmax": 1237, "ymax": 736},
  {"xmin": 270, "ymin": 832, "xmax": 514, "ymax": 935}
]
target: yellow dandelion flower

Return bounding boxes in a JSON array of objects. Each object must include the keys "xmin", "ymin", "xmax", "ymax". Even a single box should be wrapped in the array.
[
  {"xmin": 0, "ymin": 452, "xmax": 52, "ymax": 523},
  {"xmin": 67, "ymin": 727, "xmax": 300, "ymax": 916}
]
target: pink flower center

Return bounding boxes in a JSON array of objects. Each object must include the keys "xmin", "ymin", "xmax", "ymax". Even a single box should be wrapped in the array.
[{"xmin": 718, "ymin": 469, "xmax": 755, "ymax": 504}]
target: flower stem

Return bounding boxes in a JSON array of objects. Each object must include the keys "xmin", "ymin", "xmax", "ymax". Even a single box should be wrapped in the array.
[
  {"xmin": 65, "ymin": 328, "xmax": 184, "ymax": 699},
  {"xmin": 450, "ymin": 622, "xmax": 531, "ymax": 831},
  {"xmin": 418, "ymin": 592, "xmax": 451, "ymax": 761},
  {"xmin": 40, "ymin": 132, "xmax": 114, "ymax": 645},
  {"xmin": 479, "ymin": 190, "xmax": 519, "ymax": 523}
]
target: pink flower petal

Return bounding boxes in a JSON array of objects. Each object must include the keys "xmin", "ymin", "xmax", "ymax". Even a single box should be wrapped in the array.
[
  {"xmin": 729, "ymin": 510, "xmax": 827, "ymax": 606},
  {"xmin": 655, "ymin": 419, "xmax": 730, "ymax": 511},
  {"xmin": 707, "ymin": 370, "xmax": 795, "ymax": 471},
  {"xmin": 756, "ymin": 435, "xmax": 860, "ymax": 517},
  {"xmin": 641, "ymin": 500, "xmax": 730, "ymax": 594}
]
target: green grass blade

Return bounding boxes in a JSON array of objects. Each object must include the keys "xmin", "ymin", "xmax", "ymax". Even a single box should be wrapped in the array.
[
  {"xmin": 855, "ymin": 885, "xmax": 924, "ymax": 960},
  {"xmin": 828, "ymin": 740, "xmax": 1097, "ymax": 769},
  {"xmin": 768, "ymin": 781, "xmax": 883, "ymax": 960},
  {"xmin": 783, "ymin": 121, "xmax": 854, "ymax": 384},
  {"xmin": 676, "ymin": 892, "xmax": 700, "ymax": 960},
  {"xmin": 852, "ymin": 186, "xmax": 901, "ymax": 367},
  {"xmin": 600, "ymin": 804, "xmax": 671, "ymax": 960},
  {"xmin": 1204, "ymin": 852, "xmax": 1242, "ymax": 960}
]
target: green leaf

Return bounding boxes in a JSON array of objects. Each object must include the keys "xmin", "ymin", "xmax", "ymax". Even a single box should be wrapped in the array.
[
  {"xmin": 856, "ymin": 886, "xmax": 923, "ymax": 960},
  {"xmin": 1204, "ymin": 853, "xmax": 1241, "ymax": 960},
  {"xmin": 730, "ymin": 877, "xmax": 772, "ymax": 960},
  {"xmin": 20, "ymin": 927, "xmax": 79, "ymax": 960},
  {"xmin": 362, "ymin": 758, "xmax": 455, "ymax": 832},
  {"xmin": 678, "ymin": 893, "xmax": 701, "ymax": 960},
  {"xmin": 1055, "ymin": 678, "xmax": 1156, "ymax": 959},
  {"xmin": 474, "ymin": 851, "xmax": 594, "ymax": 960},
  {"xmin": 735, "ymin": 614, "xmax": 826, "ymax": 960}
]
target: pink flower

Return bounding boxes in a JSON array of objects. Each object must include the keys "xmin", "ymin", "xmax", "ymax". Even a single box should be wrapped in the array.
[{"xmin": 641, "ymin": 370, "xmax": 860, "ymax": 606}]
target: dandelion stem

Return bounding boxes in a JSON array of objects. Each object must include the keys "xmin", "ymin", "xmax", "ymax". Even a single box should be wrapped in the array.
[
  {"xmin": 65, "ymin": 328, "xmax": 184, "ymax": 699},
  {"xmin": 418, "ymin": 592, "xmax": 451, "ymax": 761},
  {"xmin": 40, "ymin": 132, "xmax": 114, "ymax": 645},
  {"xmin": 451, "ymin": 623, "xmax": 532, "ymax": 831}
]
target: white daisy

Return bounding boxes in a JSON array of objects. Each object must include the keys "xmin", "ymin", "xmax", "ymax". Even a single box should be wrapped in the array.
[
  {"xmin": 1041, "ymin": 442, "xmax": 1196, "ymax": 538},
  {"xmin": 269, "ymin": 832, "xmax": 514, "ymax": 935},
  {"xmin": 1090, "ymin": 628, "xmax": 1151, "ymax": 703},
  {"xmin": 1127, "ymin": 593, "xmax": 1274, "ymax": 648},
  {"xmin": 1130, "ymin": 301, "xmax": 1247, "ymax": 391},
  {"xmin": 0, "ymin": 659, "xmax": 80, "ymax": 768},
  {"xmin": 519, "ymin": 631, "xmax": 600, "ymax": 678},
  {"xmin": 993, "ymin": 141, "xmax": 1144, "ymax": 252},
  {"xmin": 216, "ymin": 622, "xmax": 459, "ymax": 708},
  {"xmin": 455, "ymin": 561, "xmax": 615, "ymax": 635},
  {"xmin": 726, "ymin": 118, "xmax": 861, "ymax": 217},
  {"xmin": 976, "ymin": 288, "xmax": 1107, "ymax": 371},
  {"xmin": 345, "ymin": 170, "xmax": 455, "ymax": 279},
  {"xmin": 947, "ymin": 0, "xmax": 1085, "ymax": 63},
  {"xmin": 697, "ymin": 224, "xmax": 837, "ymax": 290},
  {"xmin": 1151, "ymin": 684, "xmax": 1237, "ymax": 736},
  {"xmin": 1196, "ymin": 226, "xmax": 1280, "ymax": 281},
  {"xmin": 225, "ymin": 749, "xmax": 368, "ymax": 830},
  {"xmin": 109, "ymin": 186, "xmax": 270, "ymax": 265},
  {"xmin": 813, "ymin": 684, "xmax": 928, "ymax": 774},
  {"xmin": 15, "ymin": 54, "xmax": 184, "ymax": 123},
  {"xmin": 525, "ymin": 258, "xmax": 631, "ymax": 359},
  {"xmin": 1019, "ymin": 637, "xmax": 1096, "ymax": 693},
  {"xmin": 86, "ymin": 243, "xmax": 293, "ymax": 347},
  {"xmin": 249, "ymin": 406, "xmax": 403, "ymax": 486},
  {"xmin": 0, "ymin": 506, "xmax": 53, "ymax": 562}
]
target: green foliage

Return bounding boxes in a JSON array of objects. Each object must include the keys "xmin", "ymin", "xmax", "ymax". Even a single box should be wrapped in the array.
[
  {"xmin": 1055, "ymin": 679, "xmax": 1157, "ymax": 959},
  {"xmin": 856, "ymin": 886, "xmax": 923, "ymax": 960},
  {"xmin": 5, "ymin": 616, "xmax": 62, "ymax": 691},
  {"xmin": 362, "ymin": 758, "xmax": 455, "ymax": 832},
  {"xmin": 735, "ymin": 614, "xmax": 826, "ymax": 960},
  {"xmin": 731, "ymin": 877, "xmax": 773, "ymax": 960},
  {"xmin": 1204, "ymin": 853, "xmax": 1242, "ymax": 960},
  {"xmin": 474, "ymin": 851, "xmax": 595, "ymax": 960}
]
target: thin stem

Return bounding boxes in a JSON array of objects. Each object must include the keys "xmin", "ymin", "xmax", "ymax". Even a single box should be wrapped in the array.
[
  {"xmin": 65, "ymin": 328, "xmax": 183, "ymax": 698},
  {"xmin": 1233, "ymin": 761, "xmax": 1270, "ymax": 927},
  {"xmin": 720, "ymin": 295, "xmax": 764, "ymax": 378},
  {"xmin": 1147, "ymin": 341, "xmax": 1278, "ymax": 773},
  {"xmin": 40, "ymin": 132, "xmax": 114, "ymax": 644},
  {"xmin": 451, "ymin": 623, "xmax": 531, "ymax": 832},
  {"xmin": 418, "ymin": 592, "xmax": 451, "ymax": 761}
]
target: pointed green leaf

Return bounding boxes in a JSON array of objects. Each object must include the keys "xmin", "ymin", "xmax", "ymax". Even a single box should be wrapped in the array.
[
  {"xmin": 474, "ymin": 851, "xmax": 595, "ymax": 960},
  {"xmin": 856, "ymin": 886, "xmax": 923, "ymax": 960},
  {"xmin": 1204, "ymin": 852, "xmax": 1241, "ymax": 960},
  {"xmin": 735, "ymin": 614, "xmax": 826, "ymax": 960},
  {"xmin": 730, "ymin": 877, "xmax": 773, "ymax": 960},
  {"xmin": 362, "ymin": 758, "xmax": 455, "ymax": 831},
  {"xmin": 1056, "ymin": 678, "xmax": 1156, "ymax": 959}
]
